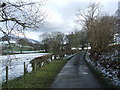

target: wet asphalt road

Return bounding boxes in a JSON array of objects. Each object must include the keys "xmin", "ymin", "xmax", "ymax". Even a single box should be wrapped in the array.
[{"xmin": 51, "ymin": 52, "xmax": 103, "ymax": 88}]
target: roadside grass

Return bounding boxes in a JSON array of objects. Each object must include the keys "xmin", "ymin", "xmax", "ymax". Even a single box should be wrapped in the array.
[{"xmin": 2, "ymin": 59, "xmax": 68, "ymax": 88}]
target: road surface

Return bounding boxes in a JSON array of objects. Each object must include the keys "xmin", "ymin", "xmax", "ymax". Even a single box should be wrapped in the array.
[{"xmin": 51, "ymin": 52, "xmax": 103, "ymax": 88}]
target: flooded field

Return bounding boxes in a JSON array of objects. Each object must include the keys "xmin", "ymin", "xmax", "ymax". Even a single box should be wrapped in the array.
[{"xmin": 0, "ymin": 53, "xmax": 50, "ymax": 82}]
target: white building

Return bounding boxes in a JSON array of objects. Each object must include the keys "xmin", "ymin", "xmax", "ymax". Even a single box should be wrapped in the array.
[{"xmin": 116, "ymin": 1, "xmax": 120, "ymax": 44}]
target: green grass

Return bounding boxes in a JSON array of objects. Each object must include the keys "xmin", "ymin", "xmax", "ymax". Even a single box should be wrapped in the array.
[{"xmin": 2, "ymin": 59, "xmax": 68, "ymax": 88}]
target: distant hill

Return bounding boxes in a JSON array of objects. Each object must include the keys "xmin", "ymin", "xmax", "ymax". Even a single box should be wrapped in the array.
[{"xmin": 1, "ymin": 34, "xmax": 40, "ymax": 44}]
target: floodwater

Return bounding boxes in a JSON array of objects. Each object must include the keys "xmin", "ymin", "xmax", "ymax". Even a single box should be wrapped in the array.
[{"xmin": 0, "ymin": 53, "xmax": 50, "ymax": 82}]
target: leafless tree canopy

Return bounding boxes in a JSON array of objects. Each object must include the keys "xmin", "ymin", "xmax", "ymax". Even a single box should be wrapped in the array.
[
  {"xmin": 76, "ymin": 3, "xmax": 116, "ymax": 52},
  {"xmin": 0, "ymin": 0, "xmax": 46, "ymax": 36},
  {"xmin": 40, "ymin": 32, "xmax": 66, "ymax": 58}
]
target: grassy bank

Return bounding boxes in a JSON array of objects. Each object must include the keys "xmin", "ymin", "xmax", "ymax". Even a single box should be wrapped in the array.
[{"xmin": 2, "ymin": 59, "xmax": 68, "ymax": 88}]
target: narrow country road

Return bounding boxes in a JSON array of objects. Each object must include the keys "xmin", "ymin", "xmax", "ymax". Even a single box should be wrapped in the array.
[{"xmin": 51, "ymin": 51, "xmax": 103, "ymax": 88}]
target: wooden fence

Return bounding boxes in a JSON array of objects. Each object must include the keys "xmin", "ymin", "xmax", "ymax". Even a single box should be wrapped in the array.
[{"xmin": 5, "ymin": 54, "xmax": 54, "ymax": 88}]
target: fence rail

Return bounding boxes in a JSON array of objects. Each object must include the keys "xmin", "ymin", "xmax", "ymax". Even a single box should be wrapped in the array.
[{"xmin": 4, "ymin": 54, "xmax": 54, "ymax": 88}]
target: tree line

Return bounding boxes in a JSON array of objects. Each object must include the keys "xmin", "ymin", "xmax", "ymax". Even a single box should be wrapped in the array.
[
  {"xmin": 40, "ymin": 31, "xmax": 87, "ymax": 59},
  {"xmin": 40, "ymin": 2, "xmax": 118, "ymax": 58},
  {"xmin": 0, "ymin": 1, "xmax": 119, "ymax": 57}
]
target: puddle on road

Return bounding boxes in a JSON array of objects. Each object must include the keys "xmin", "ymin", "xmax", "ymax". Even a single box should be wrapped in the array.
[{"xmin": 82, "ymin": 72, "xmax": 88, "ymax": 74}]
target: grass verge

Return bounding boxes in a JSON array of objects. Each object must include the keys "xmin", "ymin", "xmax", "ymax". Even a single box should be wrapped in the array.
[{"xmin": 2, "ymin": 59, "xmax": 68, "ymax": 88}]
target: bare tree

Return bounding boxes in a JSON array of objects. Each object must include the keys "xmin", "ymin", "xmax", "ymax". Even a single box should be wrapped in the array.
[
  {"xmin": 0, "ymin": 0, "xmax": 46, "ymax": 66},
  {"xmin": 41, "ymin": 32, "xmax": 66, "ymax": 58},
  {"xmin": 75, "ymin": 3, "xmax": 101, "ymax": 50},
  {"xmin": 51, "ymin": 32, "xmax": 66, "ymax": 58},
  {"xmin": 76, "ymin": 3, "xmax": 116, "ymax": 53},
  {"xmin": 40, "ymin": 32, "xmax": 51, "ymax": 52},
  {"xmin": 0, "ymin": 0, "xmax": 45, "ymax": 35},
  {"xmin": 90, "ymin": 15, "xmax": 116, "ymax": 52}
]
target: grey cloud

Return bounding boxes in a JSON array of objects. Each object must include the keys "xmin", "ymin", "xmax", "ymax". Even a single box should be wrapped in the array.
[
  {"xmin": 36, "ymin": 21, "xmax": 73, "ymax": 33},
  {"xmin": 26, "ymin": 0, "xmax": 118, "ymax": 40}
]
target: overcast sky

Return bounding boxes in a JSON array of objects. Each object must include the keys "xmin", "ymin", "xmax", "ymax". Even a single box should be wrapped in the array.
[
  {"xmin": 1, "ymin": 0, "xmax": 120, "ymax": 41},
  {"xmin": 24, "ymin": 0, "xmax": 120, "ymax": 41}
]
